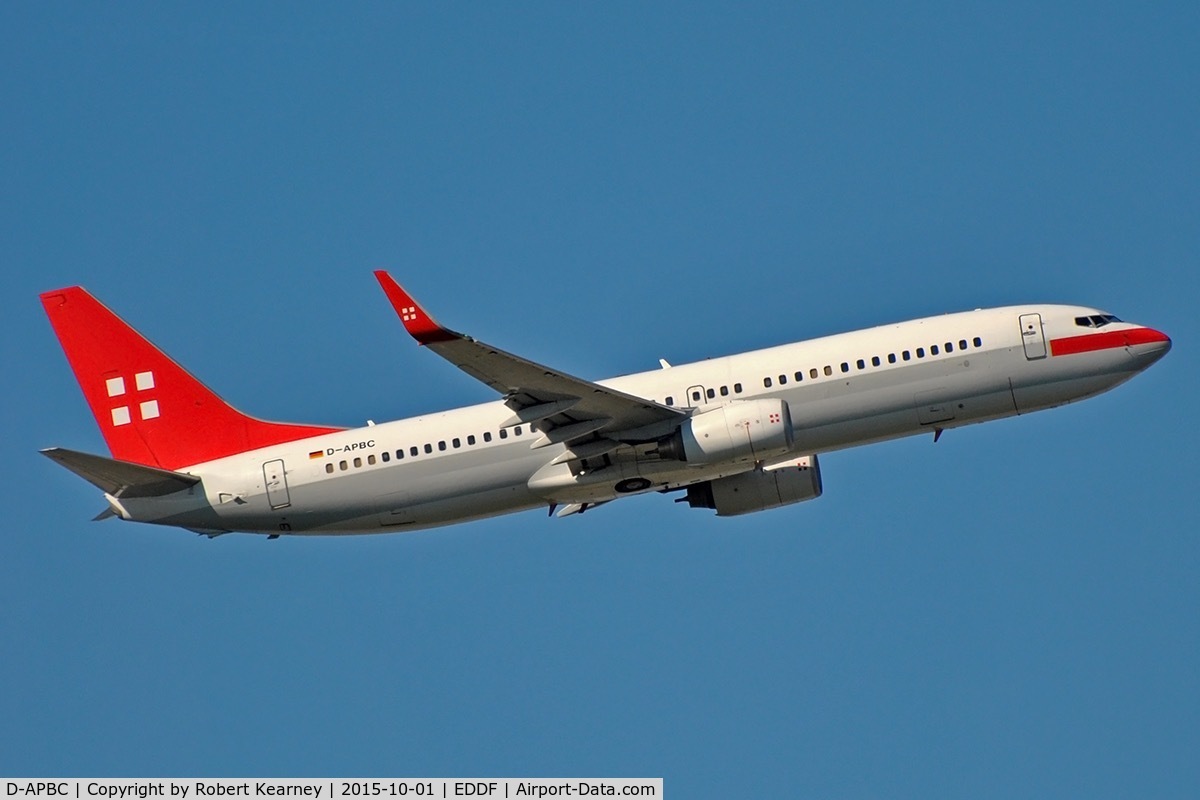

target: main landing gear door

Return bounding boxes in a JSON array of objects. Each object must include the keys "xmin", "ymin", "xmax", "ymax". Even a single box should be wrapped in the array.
[
  {"xmin": 915, "ymin": 389, "xmax": 956, "ymax": 425},
  {"xmin": 1020, "ymin": 313, "xmax": 1047, "ymax": 360}
]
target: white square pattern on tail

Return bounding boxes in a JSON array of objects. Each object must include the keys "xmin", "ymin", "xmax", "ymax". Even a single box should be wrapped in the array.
[{"xmin": 106, "ymin": 371, "xmax": 159, "ymax": 427}]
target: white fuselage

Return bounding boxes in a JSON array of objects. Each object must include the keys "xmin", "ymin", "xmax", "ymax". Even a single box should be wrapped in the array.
[{"xmin": 109, "ymin": 304, "xmax": 1168, "ymax": 535}]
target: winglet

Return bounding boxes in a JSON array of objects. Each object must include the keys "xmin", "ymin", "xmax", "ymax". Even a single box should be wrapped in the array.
[{"xmin": 374, "ymin": 271, "xmax": 458, "ymax": 345}]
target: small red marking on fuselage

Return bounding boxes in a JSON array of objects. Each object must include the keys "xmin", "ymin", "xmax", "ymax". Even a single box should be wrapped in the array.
[{"xmin": 1050, "ymin": 327, "xmax": 1170, "ymax": 356}]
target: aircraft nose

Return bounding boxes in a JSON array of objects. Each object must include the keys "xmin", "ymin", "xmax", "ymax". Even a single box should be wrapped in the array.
[{"xmin": 1128, "ymin": 326, "xmax": 1171, "ymax": 366}]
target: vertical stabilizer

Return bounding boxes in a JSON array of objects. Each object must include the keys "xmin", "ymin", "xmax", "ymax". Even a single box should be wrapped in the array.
[{"xmin": 40, "ymin": 286, "xmax": 343, "ymax": 469}]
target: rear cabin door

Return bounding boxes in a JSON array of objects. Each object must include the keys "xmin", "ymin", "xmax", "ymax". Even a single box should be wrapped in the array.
[
  {"xmin": 263, "ymin": 459, "xmax": 291, "ymax": 509},
  {"xmin": 1019, "ymin": 313, "xmax": 1047, "ymax": 360}
]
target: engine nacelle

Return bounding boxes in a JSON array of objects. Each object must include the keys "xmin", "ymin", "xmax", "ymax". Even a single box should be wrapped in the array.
[
  {"xmin": 657, "ymin": 398, "xmax": 793, "ymax": 465},
  {"xmin": 683, "ymin": 455, "xmax": 823, "ymax": 516}
]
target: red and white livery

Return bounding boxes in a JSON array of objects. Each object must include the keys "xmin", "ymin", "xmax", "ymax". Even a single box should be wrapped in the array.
[{"xmin": 40, "ymin": 273, "xmax": 1171, "ymax": 537}]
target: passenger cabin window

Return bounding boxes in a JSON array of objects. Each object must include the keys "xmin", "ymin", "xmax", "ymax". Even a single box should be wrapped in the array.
[
  {"xmin": 973, "ymin": 337, "xmax": 983, "ymax": 347},
  {"xmin": 944, "ymin": 342, "xmax": 953, "ymax": 352},
  {"xmin": 888, "ymin": 353, "xmax": 897, "ymax": 364},
  {"xmin": 339, "ymin": 461, "xmax": 347, "ymax": 471},
  {"xmin": 514, "ymin": 426, "xmax": 523, "ymax": 436},
  {"xmin": 706, "ymin": 388, "xmax": 716, "ymax": 398},
  {"xmin": 930, "ymin": 345, "xmax": 939, "ymax": 355},
  {"xmin": 410, "ymin": 446, "xmax": 419, "ymax": 457},
  {"xmin": 778, "ymin": 375, "xmax": 787, "ymax": 385},
  {"xmin": 872, "ymin": 356, "xmax": 881, "ymax": 367},
  {"xmin": 764, "ymin": 377, "xmax": 773, "ymax": 388},
  {"xmin": 692, "ymin": 390, "xmax": 701, "ymax": 402},
  {"xmin": 452, "ymin": 438, "xmax": 461, "ymax": 449},
  {"xmin": 824, "ymin": 365, "xmax": 832, "ymax": 376},
  {"xmin": 734, "ymin": 383, "xmax": 743, "ymax": 393},
  {"xmin": 467, "ymin": 435, "xmax": 476, "ymax": 445},
  {"xmin": 665, "ymin": 396, "xmax": 674, "ymax": 405},
  {"xmin": 856, "ymin": 359, "xmax": 865, "ymax": 370},
  {"xmin": 903, "ymin": 351, "xmax": 911, "ymax": 361},
  {"xmin": 484, "ymin": 431, "xmax": 492, "ymax": 443},
  {"xmin": 353, "ymin": 457, "xmax": 362, "ymax": 468},
  {"xmin": 396, "ymin": 450, "xmax": 404, "ymax": 460},
  {"xmin": 367, "ymin": 455, "xmax": 376, "ymax": 465},
  {"xmin": 424, "ymin": 443, "xmax": 433, "ymax": 454},
  {"xmin": 916, "ymin": 347, "xmax": 925, "ymax": 358},
  {"xmin": 959, "ymin": 339, "xmax": 968, "ymax": 350},
  {"xmin": 381, "ymin": 452, "xmax": 390, "ymax": 463},
  {"xmin": 325, "ymin": 463, "xmax": 334, "ymax": 474},
  {"xmin": 810, "ymin": 368, "xmax": 818, "ymax": 379},
  {"xmin": 840, "ymin": 362, "xmax": 849, "ymax": 373},
  {"xmin": 794, "ymin": 372, "xmax": 804, "ymax": 382},
  {"xmin": 720, "ymin": 386, "xmax": 729, "ymax": 396}
]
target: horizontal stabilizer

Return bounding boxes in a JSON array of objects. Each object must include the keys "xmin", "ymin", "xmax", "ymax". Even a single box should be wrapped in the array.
[{"xmin": 41, "ymin": 447, "xmax": 200, "ymax": 498}]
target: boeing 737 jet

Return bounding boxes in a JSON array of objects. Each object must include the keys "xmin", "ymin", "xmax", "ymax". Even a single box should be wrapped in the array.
[{"xmin": 39, "ymin": 272, "xmax": 1170, "ymax": 537}]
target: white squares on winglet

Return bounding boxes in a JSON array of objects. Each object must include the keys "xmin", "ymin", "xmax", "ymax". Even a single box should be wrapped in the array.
[
  {"xmin": 111, "ymin": 406, "xmax": 131, "ymax": 426},
  {"xmin": 135, "ymin": 371, "xmax": 155, "ymax": 391},
  {"xmin": 140, "ymin": 400, "xmax": 160, "ymax": 420},
  {"xmin": 106, "ymin": 377, "xmax": 126, "ymax": 397}
]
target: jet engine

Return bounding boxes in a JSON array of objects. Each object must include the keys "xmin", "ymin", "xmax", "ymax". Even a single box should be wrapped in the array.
[
  {"xmin": 656, "ymin": 398, "xmax": 793, "ymax": 465},
  {"xmin": 681, "ymin": 455, "xmax": 823, "ymax": 516}
]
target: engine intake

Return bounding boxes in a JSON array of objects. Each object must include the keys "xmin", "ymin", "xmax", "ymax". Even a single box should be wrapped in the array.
[
  {"xmin": 657, "ymin": 398, "xmax": 793, "ymax": 465},
  {"xmin": 683, "ymin": 455, "xmax": 823, "ymax": 516}
]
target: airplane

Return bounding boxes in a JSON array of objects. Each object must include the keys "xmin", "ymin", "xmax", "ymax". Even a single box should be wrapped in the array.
[{"xmin": 39, "ymin": 272, "xmax": 1170, "ymax": 538}]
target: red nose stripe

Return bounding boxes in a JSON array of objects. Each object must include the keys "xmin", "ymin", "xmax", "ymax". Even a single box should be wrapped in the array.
[{"xmin": 1050, "ymin": 327, "xmax": 1170, "ymax": 356}]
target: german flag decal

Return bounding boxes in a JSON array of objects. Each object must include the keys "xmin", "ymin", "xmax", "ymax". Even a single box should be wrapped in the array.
[{"xmin": 309, "ymin": 450, "xmax": 324, "ymax": 460}]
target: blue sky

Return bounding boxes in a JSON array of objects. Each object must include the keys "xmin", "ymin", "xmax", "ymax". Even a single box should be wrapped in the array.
[{"xmin": 2, "ymin": 3, "xmax": 1197, "ymax": 796}]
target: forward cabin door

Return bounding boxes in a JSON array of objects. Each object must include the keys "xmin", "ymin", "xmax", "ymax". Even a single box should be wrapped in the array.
[
  {"xmin": 1020, "ymin": 313, "xmax": 1047, "ymax": 360},
  {"xmin": 263, "ymin": 459, "xmax": 291, "ymax": 509}
]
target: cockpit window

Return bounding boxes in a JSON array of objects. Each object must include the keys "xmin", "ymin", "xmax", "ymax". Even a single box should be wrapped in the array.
[{"xmin": 1074, "ymin": 314, "xmax": 1122, "ymax": 328}]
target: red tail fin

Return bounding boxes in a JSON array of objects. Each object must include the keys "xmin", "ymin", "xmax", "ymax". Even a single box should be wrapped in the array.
[{"xmin": 40, "ymin": 286, "xmax": 343, "ymax": 470}]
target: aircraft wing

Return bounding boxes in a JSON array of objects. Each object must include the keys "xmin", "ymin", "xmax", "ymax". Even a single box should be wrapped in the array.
[{"xmin": 375, "ymin": 271, "xmax": 685, "ymax": 460}]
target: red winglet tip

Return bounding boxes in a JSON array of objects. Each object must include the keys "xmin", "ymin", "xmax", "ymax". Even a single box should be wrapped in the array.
[{"xmin": 373, "ymin": 271, "xmax": 454, "ymax": 345}]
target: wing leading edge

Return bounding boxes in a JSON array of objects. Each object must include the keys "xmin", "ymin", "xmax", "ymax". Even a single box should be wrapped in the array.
[{"xmin": 374, "ymin": 271, "xmax": 686, "ymax": 462}]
